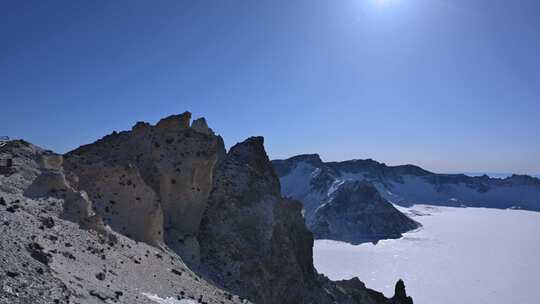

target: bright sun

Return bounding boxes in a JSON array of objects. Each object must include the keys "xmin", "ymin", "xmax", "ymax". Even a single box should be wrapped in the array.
[{"xmin": 376, "ymin": 0, "xmax": 391, "ymax": 7}]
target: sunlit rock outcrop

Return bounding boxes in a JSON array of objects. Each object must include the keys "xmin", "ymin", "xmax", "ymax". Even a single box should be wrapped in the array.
[
  {"xmin": 1, "ymin": 114, "xmax": 414, "ymax": 304},
  {"xmin": 64, "ymin": 112, "xmax": 224, "ymax": 263}
]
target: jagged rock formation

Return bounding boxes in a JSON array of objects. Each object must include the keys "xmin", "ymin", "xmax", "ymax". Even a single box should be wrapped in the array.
[
  {"xmin": 271, "ymin": 155, "xmax": 420, "ymax": 243},
  {"xmin": 273, "ymin": 154, "xmax": 540, "ymax": 212},
  {"xmin": 0, "ymin": 140, "xmax": 244, "ymax": 304},
  {"xmin": 198, "ymin": 137, "xmax": 411, "ymax": 304},
  {"xmin": 64, "ymin": 112, "xmax": 224, "ymax": 266},
  {"xmin": 311, "ymin": 180, "xmax": 420, "ymax": 244},
  {"xmin": 1, "ymin": 114, "xmax": 414, "ymax": 304},
  {"xmin": 198, "ymin": 137, "xmax": 313, "ymax": 303},
  {"xmin": 388, "ymin": 280, "xmax": 413, "ymax": 304}
]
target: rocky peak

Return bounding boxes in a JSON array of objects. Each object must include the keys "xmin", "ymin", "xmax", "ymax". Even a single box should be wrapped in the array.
[
  {"xmin": 155, "ymin": 112, "xmax": 191, "ymax": 131},
  {"xmin": 228, "ymin": 136, "xmax": 265, "ymax": 161},
  {"xmin": 191, "ymin": 117, "xmax": 214, "ymax": 135},
  {"xmin": 289, "ymin": 153, "xmax": 324, "ymax": 164},
  {"xmin": 199, "ymin": 137, "xmax": 405, "ymax": 304},
  {"xmin": 131, "ymin": 121, "xmax": 151, "ymax": 133},
  {"xmin": 311, "ymin": 180, "xmax": 420, "ymax": 244},
  {"xmin": 199, "ymin": 136, "xmax": 295, "ymax": 302},
  {"xmin": 64, "ymin": 112, "xmax": 224, "ymax": 264},
  {"xmin": 505, "ymin": 174, "xmax": 540, "ymax": 186},
  {"xmin": 226, "ymin": 136, "xmax": 280, "ymax": 197},
  {"xmin": 389, "ymin": 279, "xmax": 414, "ymax": 304},
  {"xmin": 272, "ymin": 153, "xmax": 324, "ymax": 177}
]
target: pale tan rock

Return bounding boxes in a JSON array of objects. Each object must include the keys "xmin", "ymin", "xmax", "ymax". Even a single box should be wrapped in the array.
[
  {"xmin": 132, "ymin": 121, "xmax": 151, "ymax": 134},
  {"xmin": 5, "ymin": 144, "xmax": 109, "ymax": 236},
  {"xmin": 39, "ymin": 154, "xmax": 64, "ymax": 170},
  {"xmin": 155, "ymin": 112, "xmax": 191, "ymax": 131},
  {"xmin": 67, "ymin": 163, "xmax": 164, "ymax": 246},
  {"xmin": 25, "ymin": 171, "xmax": 70, "ymax": 197},
  {"xmin": 1, "ymin": 139, "xmax": 242, "ymax": 304},
  {"xmin": 64, "ymin": 112, "xmax": 223, "ymax": 261}
]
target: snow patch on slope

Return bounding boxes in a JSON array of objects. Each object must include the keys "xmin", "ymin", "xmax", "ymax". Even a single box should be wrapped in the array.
[
  {"xmin": 143, "ymin": 293, "xmax": 197, "ymax": 304},
  {"xmin": 327, "ymin": 179, "xmax": 345, "ymax": 196}
]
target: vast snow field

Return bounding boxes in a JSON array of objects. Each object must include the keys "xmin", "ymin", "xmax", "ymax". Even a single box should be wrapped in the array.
[{"xmin": 314, "ymin": 205, "xmax": 540, "ymax": 304}]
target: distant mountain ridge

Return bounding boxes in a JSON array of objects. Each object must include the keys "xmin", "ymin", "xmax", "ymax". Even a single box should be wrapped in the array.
[
  {"xmin": 458, "ymin": 172, "xmax": 540, "ymax": 179},
  {"xmin": 273, "ymin": 154, "xmax": 540, "ymax": 212}
]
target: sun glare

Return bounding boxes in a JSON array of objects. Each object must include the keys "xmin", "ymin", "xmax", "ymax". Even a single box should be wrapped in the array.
[{"xmin": 375, "ymin": 0, "xmax": 391, "ymax": 7}]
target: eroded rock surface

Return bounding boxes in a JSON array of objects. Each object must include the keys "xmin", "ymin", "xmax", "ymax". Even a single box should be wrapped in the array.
[
  {"xmin": 0, "ymin": 139, "xmax": 245, "ymax": 304},
  {"xmin": 64, "ymin": 112, "xmax": 224, "ymax": 265}
]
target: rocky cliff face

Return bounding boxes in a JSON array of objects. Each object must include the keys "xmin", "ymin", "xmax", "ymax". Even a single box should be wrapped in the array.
[
  {"xmin": 0, "ymin": 140, "xmax": 243, "ymax": 304},
  {"xmin": 198, "ymin": 137, "xmax": 314, "ymax": 303},
  {"xmin": 1, "ymin": 113, "xmax": 414, "ymax": 304},
  {"xmin": 311, "ymin": 180, "xmax": 420, "ymax": 244},
  {"xmin": 64, "ymin": 112, "xmax": 224, "ymax": 266},
  {"xmin": 198, "ymin": 137, "xmax": 411, "ymax": 304}
]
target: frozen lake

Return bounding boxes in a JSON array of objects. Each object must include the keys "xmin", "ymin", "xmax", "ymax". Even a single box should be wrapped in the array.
[{"xmin": 313, "ymin": 205, "xmax": 540, "ymax": 304}]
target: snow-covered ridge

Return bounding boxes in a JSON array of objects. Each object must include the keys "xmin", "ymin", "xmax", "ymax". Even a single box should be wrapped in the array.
[
  {"xmin": 143, "ymin": 293, "xmax": 198, "ymax": 304},
  {"xmin": 272, "ymin": 155, "xmax": 540, "ymax": 211}
]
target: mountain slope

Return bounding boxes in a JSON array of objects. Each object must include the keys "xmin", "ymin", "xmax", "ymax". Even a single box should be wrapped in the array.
[
  {"xmin": 0, "ymin": 140, "xmax": 241, "ymax": 304},
  {"xmin": 311, "ymin": 180, "xmax": 420, "ymax": 244}
]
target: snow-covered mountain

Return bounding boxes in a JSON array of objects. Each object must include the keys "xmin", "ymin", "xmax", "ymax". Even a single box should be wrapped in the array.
[
  {"xmin": 271, "ymin": 155, "xmax": 421, "ymax": 244},
  {"xmin": 272, "ymin": 154, "xmax": 540, "ymax": 212}
]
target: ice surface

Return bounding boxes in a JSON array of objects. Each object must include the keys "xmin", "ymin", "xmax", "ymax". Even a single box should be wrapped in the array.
[{"xmin": 313, "ymin": 205, "xmax": 540, "ymax": 304}]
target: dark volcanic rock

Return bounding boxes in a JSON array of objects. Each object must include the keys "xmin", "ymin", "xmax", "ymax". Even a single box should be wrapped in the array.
[
  {"xmin": 27, "ymin": 242, "xmax": 52, "ymax": 265},
  {"xmin": 311, "ymin": 181, "xmax": 420, "ymax": 244},
  {"xmin": 199, "ymin": 137, "xmax": 406, "ymax": 304},
  {"xmin": 198, "ymin": 137, "xmax": 306, "ymax": 303},
  {"xmin": 389, "ymin": 280, "xmax": 414, "ymax": 304}
]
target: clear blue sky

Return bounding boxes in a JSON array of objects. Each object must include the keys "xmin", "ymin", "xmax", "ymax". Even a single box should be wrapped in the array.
[{"xmin": 1, "ymin": 0, "xmax": 539, "ymax": 174}]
